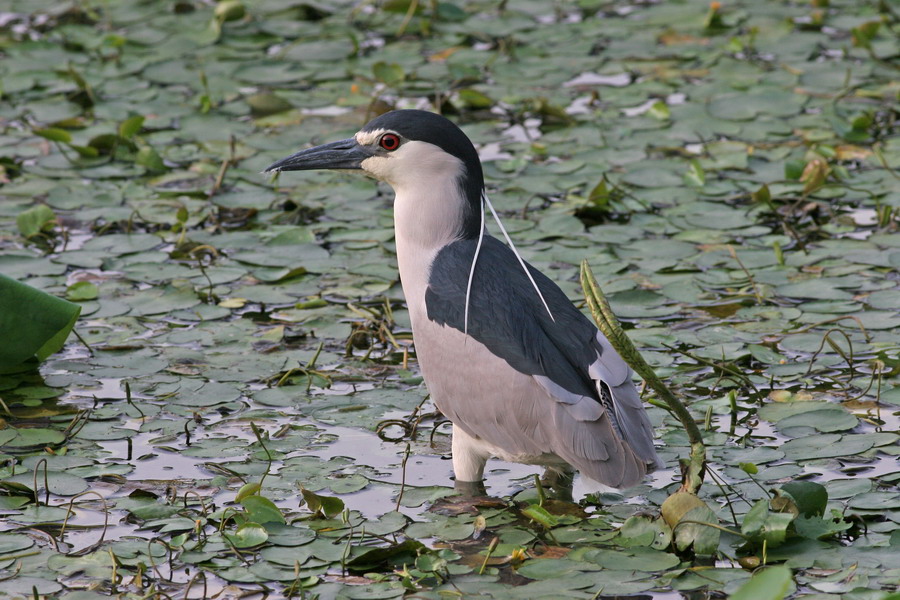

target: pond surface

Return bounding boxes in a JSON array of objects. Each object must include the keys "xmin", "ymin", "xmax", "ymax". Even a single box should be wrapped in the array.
[{"xmin": 0, "ymin": 0, "xmax": 899, "ymax": 598}]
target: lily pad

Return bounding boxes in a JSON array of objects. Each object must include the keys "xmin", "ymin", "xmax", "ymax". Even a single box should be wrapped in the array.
[
  {"xmin": 781, "ymin": 434, "xmax": 875, "ymax": 461},
  {"xmin": 0, "ymin": 274, "xmax": 81, "ymax": 373}
]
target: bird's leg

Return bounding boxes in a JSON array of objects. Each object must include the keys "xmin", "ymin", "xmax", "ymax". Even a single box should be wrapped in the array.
[
  {"xmin": 540, "ymin": 466, "xmax": 575, "ymax": 502},
  {"xmin": 451, "ymin": 424, "xmax": 490, "ymax": 495},
  {"xmin": 453, "ymin": 479, "xmax": 487, "ymax": 496}
]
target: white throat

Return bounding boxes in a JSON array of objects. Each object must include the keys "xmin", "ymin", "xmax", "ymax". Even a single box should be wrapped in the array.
[{"xmin": 361, "ymin": 140, "xmax": 472, "ymax": 315}]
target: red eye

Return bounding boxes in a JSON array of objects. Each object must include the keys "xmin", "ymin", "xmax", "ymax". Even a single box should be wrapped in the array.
[{"xmin": 379, "ymin": 133, "xmax": 400, "ymax": 151}]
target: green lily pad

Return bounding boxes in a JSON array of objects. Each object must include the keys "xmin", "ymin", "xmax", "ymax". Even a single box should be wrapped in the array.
[
  {"xmin": 0, "ymin": 533, "xmax": 35, "ymax": 555},
  {"xmin": 730, "ymin": 565, "xmax": 794, "ymax": 600},
  {"xmin": 781, "ymin": 434, "xmax": 875, "ymax": 461},
  {"xmin": 0, "ymin": 274, "xmax": 81, "ymax": 374},
  {"xmin": 5, "ymin": 472, "xmax": 89, "ymax": 496},
  {"xmin": 240, "ymin": 495, "xmax": 287, "ymax": 526},
  {"xmin": 516, "ymin": 558, "xmax": 600, "ymax": 580},
  {"xmin": 0, "ymin": 0, "xmax": 896, "ymax": 597},
  {"xmin": 224, "ymin": 522, "xmax": 269, "ymax": 548},
  {"xmin": 3, "ymin": 427, "xmax": 67, "ymax": 448},
  {"xmin": 583, "ymin": 547, "xmax": 681, "ymax": 571}
]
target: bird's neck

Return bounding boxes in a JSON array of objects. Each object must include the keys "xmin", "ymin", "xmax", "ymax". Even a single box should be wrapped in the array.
[
  {"xmin": 393, "ymin": 187, "xmax": 475, "ymax": 248},
  {"xmin": 389, "ymin": 150, "xmax": 483, "ymax": 249},
  {"xmin": 392, "ymin": 180, "xmax": 482, "ymax": 311}
]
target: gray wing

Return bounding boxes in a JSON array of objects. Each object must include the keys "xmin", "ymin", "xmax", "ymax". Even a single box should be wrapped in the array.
[{"xmin": 425, "ymin": 235, "xmax": 659, "ymax": 467}]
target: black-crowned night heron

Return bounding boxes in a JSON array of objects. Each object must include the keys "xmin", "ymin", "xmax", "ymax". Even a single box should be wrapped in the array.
[{"xmin": 266, "ymin": 110, "xmax": 660, "ymax": 494}]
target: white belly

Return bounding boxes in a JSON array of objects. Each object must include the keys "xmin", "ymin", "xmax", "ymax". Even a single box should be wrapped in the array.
[{"xmin": 404, "ymin": 283, "xmax": 566, "ymax": 465}]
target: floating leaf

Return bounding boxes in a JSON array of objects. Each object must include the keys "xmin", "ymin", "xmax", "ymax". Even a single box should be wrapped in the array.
[
  {"xmin": 235, "ymin": 482, "xmax": 261, "ymax": 502},
  {"xmin": 136, "ymin": 146, "xmax": 166, "ymax": 172},
  {"xmin": 373, "ymin": 62, "xmax": 405, "ymax": 86},
  {"xmin": 346, "ymin": 539, "xmax": 425, "ymax": 573},
  {"xmin": 70, "ymin": 144, "xmax": 100, "ymax": 158},
  {"xmin": 521, "ymin": 504, "xmax": 560, "ymax": 528},
  {"xmin": 66, "ymin": 281, "xmax": 99, "ymax": 301},
  {"xmin": 4, "ymin": 472, "xmax": 88, "ymax": 497},
  {"xmin": 34, "ymin": 128, "xmax": 72, "ymax": 143},
  {"xmin": 684, "ymin": 159, "xmax": 705, "ymax": 187},
  {"xmin": 247, "ymin": 92, "xmax": 294, "ymax": 117},
  {"xmin": 224, "ymin": 522, "xmax": 269, "ymax": 548},
  {"xmin": 741, "ymin": 500, "xmax": 794, "ymax": 548},
  {"xmin": 648, "ymin": 101, "xmax": 670, "ymax": 120},
  {"xmin": 793, "ymin": 512, "xmax": 852, "ymax": 540},
  {"xmin": 730, "ymin": 565, "xmax": 794, "ymax": 600},
  {"xmin": 457, "ymin": 88, "xmax": 493, "ymax": 109},
  {"xmin": 662, "ymin": 492, "xmax": 720, "ymax": 555},
  {"xmin": 0, "ymin": 274, "xmax": 81, "ymax": 373},
  {"xmin": 515, "ymin": 558, "xmax": 592, "ymax": 580},
  {"xmin": 301, "ymin": 488, "xmax": 344, "ymax": 518},
  {"xmin": 784, "ymin": 159, "xmax": 806, "ymax": 180},
  {"xmin": 617, "ymin": 515, "xmax": 672, "ymax": 549},
  {"xmin": 800, "ymin": 158, "xmax": 830, "ymax": 194},
  {"xmin": 752, "ymin": 183, "xmax": 771, "ymax": 204},
  {"xmin": 436, "ymin": 2, "xmax": 467, "ymax": 21},
  {"xmin": 240, "ymin": 495, "xmax": 287, "ymax": 526},
  {"xmin": 17, "ymin": 205, "xmax": 56, "ymax": 238},
  {"xmin": 0, "ymin": 534, "xmax": 35, "ymax": 555},
  {"xmin": 740, "ymin": 462, "xmax": 759, "ymax": 475},
  {"xmin": 780, "ymin": 433, "xmax": 875, "ymax": 461},
  {"xmin": 850, "ymin": 21, "xmax": 880, "ymax": 48},
  {"xmin": 215, "ymin": 0, "xmax": 246, "ymax": 22},
  {"xmin": 118, "ymin": 115, "xmax": 145, "ymax": 139}
]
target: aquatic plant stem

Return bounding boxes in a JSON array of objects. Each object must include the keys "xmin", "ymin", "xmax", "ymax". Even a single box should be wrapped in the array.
[{"xmin": 580, "ymin": 260, "xmax": 706, "ymax": 494}]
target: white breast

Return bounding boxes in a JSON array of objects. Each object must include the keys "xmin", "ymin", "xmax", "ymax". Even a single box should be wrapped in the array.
[{"xmin": 377, "ymin": 141, "xmax": 469, "ymax": 325}]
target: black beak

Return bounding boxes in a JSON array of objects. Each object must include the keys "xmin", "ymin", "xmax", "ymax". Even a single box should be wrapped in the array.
[{"xmin": 264, "ymin": 138, "xmax": 373, "ymax": 173}]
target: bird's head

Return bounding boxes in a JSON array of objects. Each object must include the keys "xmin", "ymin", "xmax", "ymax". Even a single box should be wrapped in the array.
[{"xmin": 266, "ymin": 110, "xmax": 485, "ymax": 237}]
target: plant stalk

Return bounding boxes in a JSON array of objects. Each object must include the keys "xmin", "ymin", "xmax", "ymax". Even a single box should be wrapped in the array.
[{"xmin": 580, "ymin": 260, "xmax": 706, "ymax": 494}]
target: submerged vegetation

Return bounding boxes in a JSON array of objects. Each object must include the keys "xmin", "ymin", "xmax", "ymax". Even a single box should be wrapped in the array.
[{"xmin": 0, "ymin": 0, "xmax": 898, "ymax": 598}]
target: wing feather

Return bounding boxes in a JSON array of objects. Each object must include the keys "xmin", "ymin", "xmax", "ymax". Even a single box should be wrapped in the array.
[{"xmin": 425, "ymin": 236, "xmax": 660, "ymax": 469}]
